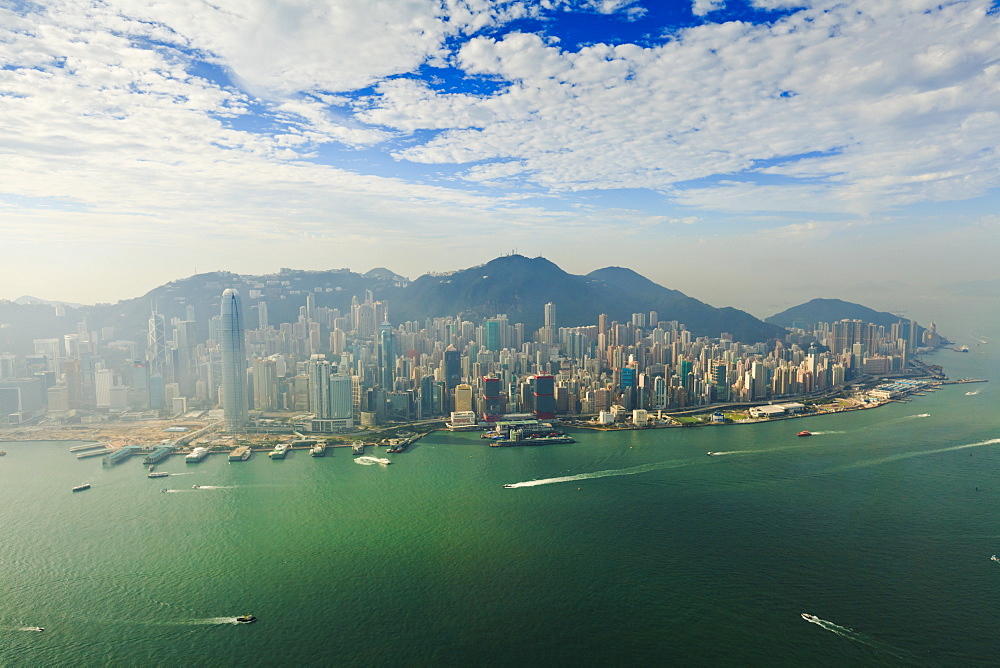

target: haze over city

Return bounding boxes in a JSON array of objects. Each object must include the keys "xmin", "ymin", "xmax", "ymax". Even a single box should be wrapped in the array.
[{"xmin": 2, "ymin": 0, "xmax": 999, "ymax": 315}]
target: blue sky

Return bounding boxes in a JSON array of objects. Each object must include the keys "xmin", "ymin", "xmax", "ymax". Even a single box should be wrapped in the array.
[{"xmin": 1, "ymin": 0, "xmax": 999, "ymax": 315}]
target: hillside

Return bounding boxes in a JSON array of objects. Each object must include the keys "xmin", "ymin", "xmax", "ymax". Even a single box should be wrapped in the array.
[{"xmin": 767, "ymin": 298, "xmax": 904, "ymax": 329}]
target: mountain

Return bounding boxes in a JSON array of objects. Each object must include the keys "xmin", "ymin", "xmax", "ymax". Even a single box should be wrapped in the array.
[
  {"xmin": 392, "ymin": 255, "xmax": 785, "ymax": 342},
  {"xmin": 0, "ymin": 256, "xmax": 785, "ymax": 352},
  {"xmin": 766, "ymin": 298, "xmax": 904, "ymax": 329},
  {"xmin": 14, "ymin": 295, "xmax": 83, "ymax": 308}
]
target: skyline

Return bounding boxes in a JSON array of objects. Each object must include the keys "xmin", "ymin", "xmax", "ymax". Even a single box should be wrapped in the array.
[{"xmin": 2, "ymin": 0, "xmax": 999, "ymax": 314}]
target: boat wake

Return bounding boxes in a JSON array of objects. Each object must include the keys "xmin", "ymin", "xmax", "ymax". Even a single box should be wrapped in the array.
[
  {"xmin": 191, "ymin": 617, "xmax": 241, "ymax": 625},
  {"xmin": 966, "ymin": 391, "xmax": 980, "ymax": 396},
  {"xmin": 191, "ymin": 485, "xmax": 234, "ymax": 490},
  {"xmin": 888, "ymin": 413, "xmax": 930, "ymax": 422},
  {"xmin": 801, "ymin": 614, "xmax": 911, "ymax": 660},
  {"xmin": 705, "ymin": 451, "xmax": 742, "ymax": 456},
  {"xmin": 832, "ymin": 437, "xmax": 1000, "ymax": 472},
  {"xmin": 504, "ymin": 460, "xmax": 688, "ymax": 488},
  {"xmin": 354, "ymin": 456, "xmax": 390, "ymax": 466},
  {"xmin": 809, "ymin": 430, "xmax": 846, "ymax": 435}
]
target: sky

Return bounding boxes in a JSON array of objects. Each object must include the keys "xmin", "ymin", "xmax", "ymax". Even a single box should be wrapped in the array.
[{"xmin": 1, "ymin": 0, "xmax": 999, "ymax": 317}]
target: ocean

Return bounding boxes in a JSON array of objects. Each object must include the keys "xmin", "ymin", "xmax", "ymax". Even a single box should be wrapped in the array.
[{"xmin": 2, "ymin": 296, "xmax": 998, "ymax": 666}]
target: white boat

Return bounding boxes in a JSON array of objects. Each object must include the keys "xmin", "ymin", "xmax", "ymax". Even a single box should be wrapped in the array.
[
  {"xmin": 801, "ymin": 613, "xmax": 819, "ymax": 622},
  {"xmin": 147, "ymin": 471, "xmax": 169, "ymax": 478},
  {"xmin": 374, "ymin": 457, "xmax": 392, "ymax": 465},
  {"xmin": 991, "ymin": 555, "xmax": 999, "ymax": 562},
  {"xmin": 23, "ymin": 626, "xmax": 44, "ymax": 632}
]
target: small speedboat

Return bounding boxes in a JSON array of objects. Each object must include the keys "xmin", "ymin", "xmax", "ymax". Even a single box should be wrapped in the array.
[
  {"xmin": 192, "ymin": 484, "xmax": 201, "ymax": 489},
  {"xmin": 503, "ymin": 484, "xmax": 514, "ymax": 488},
  {"xmin": 707, "ymin": 452, "xmax": 715, "ymax": 456},
  {"xmin": 24, "ymin": 626, "xmax": 44, "ymax": 632},
  {"xmin": 235, "ymin": 614, "xmax": 257, "ymax": 624},
  {"xmin": 801, "ymin": 613, "xmax": 818, "ymax": 622},
  {"xmin": 797, "ymin": 431, "xmax": 812, "ymax": 437},
  {"xmin": 991, "ymin": 555, "xmax": 999, "ymax": 563}
]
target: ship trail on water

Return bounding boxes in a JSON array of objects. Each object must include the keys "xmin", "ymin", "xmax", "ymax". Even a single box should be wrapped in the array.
[
  {"xmin": 830, "ymin": 437, "xmax": 1000, "ymax": 472},
  {"xmin": 504, "ymin": 459, "xmax": 690, "ymax": 488},
  {"xmin": 801, "ymin": 614, "xmax": 913, "ymax": 661}
]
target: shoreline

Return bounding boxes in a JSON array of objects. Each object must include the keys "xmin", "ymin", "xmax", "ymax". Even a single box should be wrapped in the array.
[{"xmin": 2, "ymin": 378, "xmax": 987, "ymax": 446}]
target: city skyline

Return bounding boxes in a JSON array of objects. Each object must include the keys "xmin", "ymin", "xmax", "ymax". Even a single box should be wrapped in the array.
[{"xmin": 2, "ymin": 1, "xmax": 999, "ymax": 314}]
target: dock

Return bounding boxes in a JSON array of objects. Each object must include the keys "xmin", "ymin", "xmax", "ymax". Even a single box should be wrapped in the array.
[
  {"xmin": 77, "ymin": 448, "xmax": 111, "ymax": 459},
  {"xmin": 69, "ymin": 442, "xmax": 107, "ymax": 452},
  {"xmin": 142, "ymin": 445, "xmax": 174, "ymax": 465},
  {"xmin": 103, "ymin": 445, "xmax": 143, "ymax": 466}
]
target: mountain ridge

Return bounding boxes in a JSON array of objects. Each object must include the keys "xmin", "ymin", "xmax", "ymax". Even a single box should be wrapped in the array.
[
  {"xmin": 2, "ymin": 256, "xmax": 791, "ymax": 353},
  {"xmin": 766, "ymin": 298, "xmax": 905, "ymax": 329}
]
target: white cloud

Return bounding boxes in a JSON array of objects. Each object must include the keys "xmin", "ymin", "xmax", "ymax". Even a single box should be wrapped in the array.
[
  {"xmin": 361, "ymin": 1, "xmax": 1000, "ymax": 215},
  {"xmin": 692, "ymin": 0, "xmax": 725, "ymax": 17}
]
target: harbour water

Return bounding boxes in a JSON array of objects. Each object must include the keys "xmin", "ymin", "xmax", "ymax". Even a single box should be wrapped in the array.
[{"xmin": 2, "ymin": 299, "xmax": 999, "ymax": 666}]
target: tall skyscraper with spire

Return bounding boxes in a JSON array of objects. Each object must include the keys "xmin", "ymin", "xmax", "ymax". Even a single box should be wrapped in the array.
[{"xmin": 220, "ymin": 288, "xmax": 248, "ymax": 432}]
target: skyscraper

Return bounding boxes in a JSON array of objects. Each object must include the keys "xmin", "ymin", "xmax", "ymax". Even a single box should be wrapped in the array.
[
  {"xmin": 220, "ymin": 288, "xmax": 248, "ymax": 432},
  {"xmin": 377, "ymin": 321, "xmax": 395, "ymax": 390},
  {"xmin": 147, "ymin": 309, "xmax": 167, "ymax": 378}
]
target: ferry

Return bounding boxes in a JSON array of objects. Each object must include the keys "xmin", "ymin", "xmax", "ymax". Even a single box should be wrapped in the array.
[
  {"xmin": 801, "ymin": 613, "xmax": 819, "ymax": 622},
  {"xmin": 147, "ymin": 471, "xmax": 169, "ymax": 478},
  {"xmin": 72, "ymin": 483, "xmax": 91, "ymax": 492},
  {"xmin": 991, "ymin": 555, "xmax": 999, "ymax": 563},
  {"xmin": 229, "ymin": 445, "xmax": 251, "ymax": 462},
  {"xmin": 797, "ymin": 431, "xmax": 812, "ymax": 437},
  {"xmin": 0, "ymin": 450, "xmax": 6, "ymax": 456},
  {"xmin": 352, "ymin": 440, "xmax": 364, "ymax": 455},
  {"xmin": 269, "ymin": 443, "xmax": 289, "ymax": 459},
  {"xmin": 310, "ymin": 443, "xmax": 326, "ymax": 457},
  {"xmin": 235, "ymin": 614, "xmax": 257, "ymax": 624}
]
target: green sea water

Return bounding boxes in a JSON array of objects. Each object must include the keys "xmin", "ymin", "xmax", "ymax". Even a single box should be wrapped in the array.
[{"xmin": 2, "ymin": 299, "xmax": 999, "ymax": 666}]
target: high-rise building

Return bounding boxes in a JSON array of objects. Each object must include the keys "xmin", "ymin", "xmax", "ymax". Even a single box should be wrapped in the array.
[
  {"xmin": 444, "ymin": 345, "xmax": 461, "ymax": 391},
  {"xmin": 220, "ymin": 288, "xmax": 248, "ymax": 432},
  {"xmin": 453, "ymin": 383, "xmax": 474, "ymax": 413},
  {"xmin": 308, "ymin": 355, "xmax": 333, "ymax": 419},
  {"xmin": 147, "ymin": 309, "xmax": 167, "ymax": 378},
  {"xmin": 253, "ymin": 358, "xmax": 279, "ymax": 412},
  {"xmin": 529, "ymin": 374, "xmax": 556, "ymax": 419},
  {"xmin": 377, "ymin": 322, "xmax": 395, "ymax": 390},
  {"xmin": 481, "ymin": 376, "xmax": 504, "ymax": 421},
  {"xmin": 542, "ymin": 302, "xmax": 557, "ymax": 345}
]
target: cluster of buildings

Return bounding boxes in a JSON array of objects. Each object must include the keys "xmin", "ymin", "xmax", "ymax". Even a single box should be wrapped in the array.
[{"xmin": 0, "ymin": 284, "xmax": 939, "ymax": 433}]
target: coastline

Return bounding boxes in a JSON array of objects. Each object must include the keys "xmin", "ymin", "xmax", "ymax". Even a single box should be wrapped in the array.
[{"xmin": 2, "ymin": 376, "xmax": 986, "ymax": 446}]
